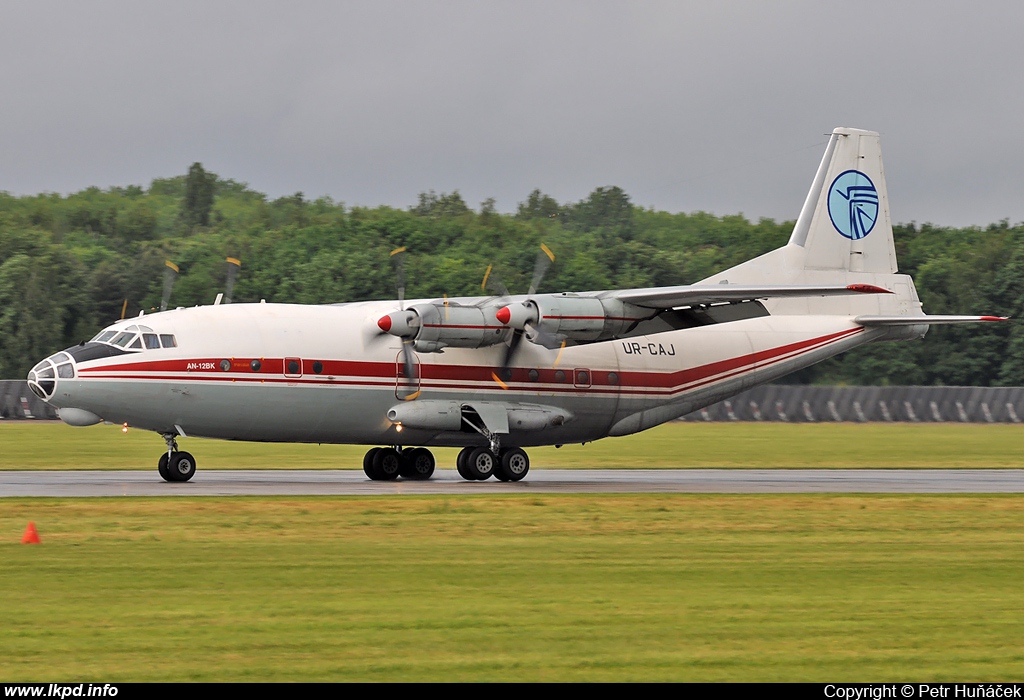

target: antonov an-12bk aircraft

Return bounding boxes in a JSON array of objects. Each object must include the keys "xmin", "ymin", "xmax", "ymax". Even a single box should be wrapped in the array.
[{"xmin": 28, "ymin": 128, "xmax": 1005, "ymax": 482}]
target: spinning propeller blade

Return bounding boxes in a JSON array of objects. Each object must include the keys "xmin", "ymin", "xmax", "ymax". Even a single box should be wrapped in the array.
[
  {"xmin": 160, "ymin": 260, "xmax": 179, "ymax": 312},
  {"xmin": 391, "ymin": 247, "xmax": 407, "ymax": 310},
  {"xmin": 493, "ymin": 244, "xmax": 557, "ymax": 387},
  {"xmin": 387, "ymin": 247, "xmax": 417, "ymax": 381},
  {"xmin": 400, "ymin": 339, "xmax": 416, "ymax": 384},
  {"xmin": 224, "ymin": 258, "xmax": 241, "ymax": 304},
  {"xmin": 528, "ymin": 243, "xmax": 555, "ymax": 295}
]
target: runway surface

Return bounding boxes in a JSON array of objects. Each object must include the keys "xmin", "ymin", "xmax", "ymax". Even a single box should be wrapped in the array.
[{"xmin": 3, "ymin": 469, "xmax": 1024, "ymax": 496}]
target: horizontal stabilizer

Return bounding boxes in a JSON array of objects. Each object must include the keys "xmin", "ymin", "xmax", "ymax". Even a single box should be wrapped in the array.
[
  {"xmin": 854, "ymin": 315, "xmax": 1009, "ymax": 326},
  {"xmin": 614, "ymin": 284, "xmax": 892, "ymax": 310}
]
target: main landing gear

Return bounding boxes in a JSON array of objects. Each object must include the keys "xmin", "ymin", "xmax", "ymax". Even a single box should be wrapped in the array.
[
  {"xmin": 362, "ymin": 447, "xmax": 436, "ymax": 481},
  {"xmin": 158, "ymin": 434, "xmax": 196, "ymax": 483},
  {"xmin": 456, "ymin": 446, "xmax": 530, "ymax": 482},
  {"xmin": 360, "ymin": 446, "xmax": 530, "ymax": 481}
]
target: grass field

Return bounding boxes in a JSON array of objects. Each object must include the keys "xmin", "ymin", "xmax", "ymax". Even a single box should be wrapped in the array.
[
  {"xmin": 3, "ymin": 495, "xmax": 1024, "ymax": 681},
  {"xmin": 4, "ymin": 422, "xmax": 1024, "ymax": 681},
  {"xmin": 3, "ymin": 420, "xmax": 1024, "ymax": 469}
]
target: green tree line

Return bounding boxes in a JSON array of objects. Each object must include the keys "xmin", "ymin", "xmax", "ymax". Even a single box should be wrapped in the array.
[{"xmin": 0, "ymin": 164, "xmax": 1019, "ymax": 385}]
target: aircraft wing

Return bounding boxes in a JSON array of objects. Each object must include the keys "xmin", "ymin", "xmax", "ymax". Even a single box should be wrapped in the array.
[
  {"xmin": 854, "ymin": 315, "xmax": 1009, "ymax": 326},
  {"xmin": 607, "ymin": 283, "xmax": 892, "ymax": 310}
]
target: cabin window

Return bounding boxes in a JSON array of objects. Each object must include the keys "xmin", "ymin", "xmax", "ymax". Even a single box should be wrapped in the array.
[
  {"xmin": 607, "ymin": 372, "xmax": 619, "ymax": 385},
  {"xmin": 312, "ymin": 361, "xmax": 323, "ymax": 374},
  {"xmin": 554, "ymin": 370, "xmax": 566, "ymax": 382},
  {"xmin": 528, "ymin": 369, "xmax": 540, "ymax": 382},
  {"xmin": 250, "ymin": 359, "xmax": 261, "ymax": 372}
]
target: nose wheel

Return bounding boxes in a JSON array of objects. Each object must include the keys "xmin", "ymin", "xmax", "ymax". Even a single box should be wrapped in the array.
[{"xmin": 158, "ymin": 434, "xmax": 196, "ymax": 482}]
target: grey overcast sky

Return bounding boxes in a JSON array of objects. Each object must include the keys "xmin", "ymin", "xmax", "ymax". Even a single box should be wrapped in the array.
[{"xmin": 1, "ymin": 1, "xmax": 1022, "ymax": 227}]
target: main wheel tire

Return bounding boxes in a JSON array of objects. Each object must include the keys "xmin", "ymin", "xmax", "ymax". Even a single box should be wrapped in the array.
[
  {"xmin": 363, "ymin": 448, "xmax": 382, "ymax": 479},
  {"xmin": 167, "ymin": 451, "xmax": 196, "ymax": 482},
  {"xmin": 456, "ymin": 446, "xmax": 475, "ymax": 480},
  {"xmin": 465, "ymin": 447, "xmax": 497, "ymax": 480},
  {"xmin": 372, "ymin": 447, "xmax": 402, "ymax": 481},
  {"xmin": 493, "ymin": 452, "xmax": 511, "ymax": 482},
  {"xmin": 401, "ymin": 448, "xmax": 435, "ymax": 480},
  {"xmin": 497, "ymin": 447, "xmax": 530, "ymax": 482},
  {"xmin": 158, "ymin": 453, "xmax": 171, "ymax": 482}
]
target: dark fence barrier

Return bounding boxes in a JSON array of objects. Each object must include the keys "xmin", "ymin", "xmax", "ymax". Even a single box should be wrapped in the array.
[
  {"xmin": 0, "ymin": 381, "xmax": 58, "ymax": 419},
  {"xmin": 2, "ymin": 379, "xmax": 1023, "ymax": 423},
  {"xmin": 680, "ymin": 385, "xmax": 1024, "ymax": 423}
]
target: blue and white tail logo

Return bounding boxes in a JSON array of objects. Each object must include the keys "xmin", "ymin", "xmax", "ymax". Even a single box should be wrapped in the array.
[{"xmin": 827, "ymin": 170, "xmax": 879, "ymax": 240}]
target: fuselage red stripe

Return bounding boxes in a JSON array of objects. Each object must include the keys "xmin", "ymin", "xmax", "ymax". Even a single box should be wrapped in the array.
[{"xmin": 75, "ymin": 327, "xmax": 862, "ymax": 397}]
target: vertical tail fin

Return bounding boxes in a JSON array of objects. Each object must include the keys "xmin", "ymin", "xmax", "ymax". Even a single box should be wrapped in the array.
[{"xmin": 789, "ymin": 128, "xmax": 897, "ymax": 274}]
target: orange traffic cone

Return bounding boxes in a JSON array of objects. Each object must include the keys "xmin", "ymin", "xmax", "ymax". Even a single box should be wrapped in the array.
[{"xmin": 21, "ymin": 522, "xmax": 40, "ymax": 544}]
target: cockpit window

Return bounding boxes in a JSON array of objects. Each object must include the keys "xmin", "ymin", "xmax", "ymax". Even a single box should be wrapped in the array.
[
  {"xmin": 90, "ymin": 325, "xmax": 174, "ymax": 351},
  {"xmin": 47, "ymin": 352, "xmax": 70, "ymax": 364},
  {"xmin": 111, "ymin": 332, "xmax": 136, "ymax": 348}
]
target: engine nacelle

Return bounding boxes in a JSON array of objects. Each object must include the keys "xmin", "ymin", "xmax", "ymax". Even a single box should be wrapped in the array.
[
  {"xmin": 497, "ymin": 294, "xmax": 652, "ymax": 342},
  {"xmin": 378, "ymin": 302, "xmax": 511, "ymax": 352}
]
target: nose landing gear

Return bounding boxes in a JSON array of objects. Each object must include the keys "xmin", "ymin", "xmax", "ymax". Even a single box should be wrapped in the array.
[{"xmin": 158, "ymin": 434, "xmax": 196, "ymax": 483}]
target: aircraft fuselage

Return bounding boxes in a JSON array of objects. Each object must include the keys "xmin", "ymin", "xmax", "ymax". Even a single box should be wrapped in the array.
[{"xmin": 38, "ymin": 300, "xmax": 882, "ymax": 447}]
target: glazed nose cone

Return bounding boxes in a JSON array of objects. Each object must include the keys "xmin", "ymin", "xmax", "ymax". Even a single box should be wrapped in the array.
[{"xmin": 27, "ymin": 351, "xmax": 75, "ymax": 400}]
